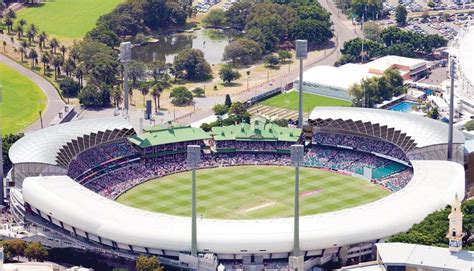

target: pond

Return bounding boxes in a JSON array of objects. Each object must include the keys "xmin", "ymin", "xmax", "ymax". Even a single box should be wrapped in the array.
[{"xmin": 131, "ymin": 28, "xmax": 233, "ymax": 65}]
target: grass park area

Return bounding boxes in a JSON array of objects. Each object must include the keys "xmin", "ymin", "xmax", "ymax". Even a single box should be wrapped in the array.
[
  {"xmin": 0, "ymin": 62, "xmax": 46, "ymax": 135},
  {"xmin": 16, "ymin": 0, "xmax": 123, "ymax": 41},
  {"xmin": 261, "ymin": 91, "xmax": 352, "ymax": 112},
  {"xmin": 116, "ymin": 166, "xmax": 389, "ymax": 219}
]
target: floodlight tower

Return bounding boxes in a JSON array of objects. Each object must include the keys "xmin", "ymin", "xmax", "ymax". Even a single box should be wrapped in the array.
[
  {"xmin": 289, "ymin": 144, "xmax": 304, "ymax": 271},
  {"xmin": 0, "ymin": 130, "xmax": 3, "ymax": 207},
  {"xmin": 187, "ymin": 145, "xmax": 201, "ymax": 256},
  {"xmin": 119, "ymin": 42, "xmax": 132, "ymax": 117},
  {"xmin": 295, "ymin": 40, "xmax": 308, "ymax": 128},
  {"xmin": 447, "ymin": 56, "xmax": 456, "ymax": 161}
]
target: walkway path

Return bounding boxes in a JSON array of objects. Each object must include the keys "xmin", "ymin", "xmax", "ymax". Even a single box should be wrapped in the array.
[{"xmin": 0, "ymin": 54, "xmax": 64, "ymax": 133}]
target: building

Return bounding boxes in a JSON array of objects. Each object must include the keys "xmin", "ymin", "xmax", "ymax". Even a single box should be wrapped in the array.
[
  {"xmin": 296, "ymin": 56, "xmax": 429, "ymax": 101},
  {"xmin": 342, "ymin": 243, "xmax": 474, "ymax": 271}
]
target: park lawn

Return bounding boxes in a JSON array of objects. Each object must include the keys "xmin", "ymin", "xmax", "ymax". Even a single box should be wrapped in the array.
[
  {"xmin": 261, "ymin": 91, "xmax": 352, "ymax": 112},
  {"xmin": 0, "ymin": 62, "xmax": 46, "ymax": 135},
  {"xmin": 16, "ymin": 0, "xmax": 123, "ymax": 41},
  {"xmin": 116, "ymin": 165, "xmax": 389, "ymax": 219}
]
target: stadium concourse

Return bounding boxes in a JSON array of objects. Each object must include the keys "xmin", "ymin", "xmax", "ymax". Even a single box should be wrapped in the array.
[{"xmin": 6, "ymin": 107, "xmax": 466, "ymax": 269}]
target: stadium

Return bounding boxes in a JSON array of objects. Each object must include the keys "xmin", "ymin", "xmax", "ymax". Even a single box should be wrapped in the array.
[{"xmin": 7, "ymin": 107, "xmax": 466, "ymax": 269}]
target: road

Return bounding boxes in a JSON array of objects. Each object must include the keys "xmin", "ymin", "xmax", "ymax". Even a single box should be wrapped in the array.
[
  {"xmin": 176, "ymin": 0, "xmax": 360, "ymax": 125},
  {"xmin": 0, "ymin": 54, "xmax": 65, "ymax": 133}
]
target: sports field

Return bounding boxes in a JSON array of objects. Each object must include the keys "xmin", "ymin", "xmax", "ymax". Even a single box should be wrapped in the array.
[
  {"xmin": 0, "ymin": 62, "xmax": 46, "ymax": 135},
  {"xmin": 116, "ymin": 166, "xmax": 389, "ymax": 219},
  {"xmin": 261, "ymin": 91, "xmax": 352, "ymax": 112},
  {"xmin": 16, "ymin": 0, "xmax": 123, "ymax": 41}
]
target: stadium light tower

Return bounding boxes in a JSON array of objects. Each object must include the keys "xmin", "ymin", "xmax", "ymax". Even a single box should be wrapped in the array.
[
  {"xmin": 187, "ymin": 145, "xmax": 201, "ymax": 257},
  {"xmin": 295, "ymin": 40, "xmax": 308, "ymax": 128},
  {"xmin": 119, "ymin": 42, "xmax": 132, "ymax": 117},
  {"xmin": 447, "ymin": 56, "xmax": 456, "ymax": 161},
  {"xmin": 289, "ymin": 144, "xmax": 304, "ymax": 271}
]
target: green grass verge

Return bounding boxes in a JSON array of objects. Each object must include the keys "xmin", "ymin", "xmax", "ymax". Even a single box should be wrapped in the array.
[
  {"xmin": 261, "ymin": 91, "xmax": 352, "ymax": 112},
  {"xmin": 116, "ymin": 166, "xmax": 389, "ymax": 219},
  {"xmin": 16, "ymin": 0, "xmax": 123, "ymax": 41},
  {"xmin": 0, "ymin": 62, "xmax": 46, "ymax": 135}
]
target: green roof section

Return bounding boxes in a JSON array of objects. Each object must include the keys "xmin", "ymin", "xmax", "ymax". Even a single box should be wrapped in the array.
[
  {"xmin": 129, "ymin": 125, "xmax": 211, "ymax": 148},
  {"xmin": 211, "ymin": 120, "xmax": 302, "ymax": 142}
]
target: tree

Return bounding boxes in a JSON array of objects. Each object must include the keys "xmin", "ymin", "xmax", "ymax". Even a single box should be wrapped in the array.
[
  {"xmin": 388, "ymin": 199, "xmax": 473, "ymax": 251},
  {"xmin": 63, "ymin": 58, "xmax": 76, "ymax": 77},
  {"xmin": 224, "ymin": 94, "xmax": 232, "ymax": 108},
  {"xmin": 192, "ymin": 87, "xmax": 205, "ymax": 97},
  {"xmin": 289, "ymin": 18, "xmax": 333, "ymax": 45},
  {"xmin": 427, "ymin": 106, "xmax": 439, "ymax": 119},
  {"xmin": 170, "ymin": 86, "xmax": 193, "ymax": 106},
  {"xmin": 203, "ymin": 9, "xmax": 226, "ymax": 27},
  {"xmin": 49, "ymin": 38, "xmax": 59, "ymax": 54},
  {"xmin": 6, "ymin": 239, "xmax": 26, "ymax": 261},
  {"xmin": 15, "ymin": 23, "xmax": 24, "ymax": 39},
  {"xmin": 136, "ymin": 255, "xmax": 163, "ymax": 271},
  {"xmin": 60, "ymin": 45, "xmax": 67, "ymax": 59},
  {"xmin": 28, "ymin": 48, "xmax": 38, "ymax": 68},
  {"xmin": 52, "ymin": 55, "xmax": 64, "ymax": 80},
  {"xmin": 224, "ymin": 1, "xmax": 253, "ymax": 30},
  {"xmin": 263, "ymin": 55, "xmax": 280, "ymax": 67},
  {"xmin": 78, "ymin": 84, "xmax": 110, "ymax": 107},
  {"xmin": 27, "ymin": 24, "xmax": 38, "ymax": 44},
  {"xmin": 4, "ymin": 15, "xmax": 14, "ymax": 34},
  {"xmin": 18, "ymin": 45, "xmax": 27, "ymax": 62},
  {"xmin": 277, "ymin": 50, "xmax": 292, "ymax": 63},
  {"xmin": 228, "ymin": 102, "xmax": 250, "ymax": 123},
  {"xmin": 219, "ymin": 65, "xmax": 241, "ymax": 84},
  {"xmin": 110, "ymin": 85, "xmax": 123, "ymax": 108},
  {"xmin": 348, "ymin": 83, "xmax": 364, "ymax": 107},
  {"xmin": 85, "ymin": 25, "xmax": 121, "ymax": 48},
  {"xmin": 466, "ymin": 120, "xmax": 474, "ymax": 131},
  {"xmin": 363, "ymin": 21, "xmax": 381, "ymax": 41},
  {"xmin": 151, "ymin": 83, "xmax": 164, "ymax": 112},
  {"xmin": 59, "ymin": 78, "xmax": 80, "ymax": 97},
  {"xmin": 148, "ymin": 61, "xmax": 169, "ymax": 83},
  {"xmin": 128, "ymin": 60, "xmax": 147, "ymax": 86},
  {"xmin": 38, "ymin": 31, "xmax": 48, "ymax": 50},
  {"xmin": 2, "ymin": 133, "xmax": 24, "ymax": 175},
  {"xmin": 213, "ymin": 104, "xmax": 229, "ymax": 116},
  {"xmin": 395, "ymin": 5, "xmax": 408, "ymax": 26},
  {"xmin": 173, "ymin": 49, "xmax": 212, "ymax": 81},
  {"xmin": 140, "ymin": 83, "xmax": 149, "ymax": 107},
  {"xmin": 24, "ymin": 241, "xmax": 48, "ymax": 262},
  {"xmin": 223, "ymin": 39, "xmax": 262, "ymax": 66},
  {"xmin": 41, "ymin": 53, "xmax": 50, "ymax": 74}
]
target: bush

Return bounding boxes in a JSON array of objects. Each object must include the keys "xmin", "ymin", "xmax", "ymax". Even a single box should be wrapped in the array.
[
  {"xmin": 465, "ymin": 120, "xmax": 474, "ymax": 131},
  {"xmin": 213, "ymin": 104, "xmax": 228, "ymax": 116},
  {"xmin": 78, "ymin": 84, "xmax": 110, "ymax": 107},
  {"xmin": 263, "ymin": 55, "xmax": 280, "ymax": 67},
  {"xmin": 170, "ymin": 86, "xmax": 193, "ymax": 106},
  {"xmin": 192, "ymin": 87, "xmax": 205, "ymax": 97},
  {"xmin": 59, "ymin": 78, "xmax": 80, "ymax": 97}
]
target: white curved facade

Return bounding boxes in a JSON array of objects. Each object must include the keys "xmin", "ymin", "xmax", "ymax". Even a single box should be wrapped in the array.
[{"xmin": 22, "ymin": 160, "xmax": 464, "ymax": 256}]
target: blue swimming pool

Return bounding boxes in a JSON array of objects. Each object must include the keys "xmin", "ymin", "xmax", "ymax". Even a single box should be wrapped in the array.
[{"xmin": 388, "ymin": 101, "xmax": 419, "ymax": 112}]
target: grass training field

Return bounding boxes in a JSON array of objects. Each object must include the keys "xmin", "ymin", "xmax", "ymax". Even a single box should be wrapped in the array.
[
  {"xmin": 0, "ymin": 62, "xmax": 46, "ymax": 135},
  {"xmin": 116, "ymin": 166, "xmax": 389, "ymax": 219},
  {"xmin": 16, "ymin": 0, "xmax": 123, "ymax": 41},
  {"xmin": 261, "ymin": 91, "xmax": 352, "ymax": 112}
]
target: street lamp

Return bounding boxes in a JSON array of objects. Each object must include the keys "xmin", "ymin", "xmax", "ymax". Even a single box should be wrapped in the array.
[
  {"xmin": 187, "ymin": 145, "xmax": 201, "ymax": 256},
  {"xmin": 295, "ymin": 40, "xmax": 308, "ymax": 128}
]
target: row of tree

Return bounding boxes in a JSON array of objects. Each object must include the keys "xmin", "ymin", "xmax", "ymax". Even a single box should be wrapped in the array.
[
  {"xmin": 388, "ymin": 199, "xmax": 473, "ymax": 250},
  {"xmin": 337, "ymin": 26, "xmax": 447, "ymax": 64},
  {"xmin": 335, "ymin": 0, "xmax": 384, "ymax": 21},
  {"xmin": 2, "ymin": 133, "xmax": 23, "ymax": 176},
  {"xmin": 349, "ymin": 68, "xmax": 407, "ymax": 107},
  {"xmin": 1, "ymin": 239, "xmax": 48, "ymax": 262},
  {"xmin": 206, "ymin": 0, "xmax": 333, "ymax": 66}
]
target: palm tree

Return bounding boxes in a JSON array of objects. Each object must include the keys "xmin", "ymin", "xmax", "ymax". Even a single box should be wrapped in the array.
[
  {"xmin": 6, "ymin": 9, "xmax": 16, "ymax": 20},
  {"xmin": 41, "ymin": 53, "xmax": 50, "ymax": 74},
  {"xmin": 18, "ymin": 46, "xmax": 26, "ymax": 62},
  {"xmin": 52, "ymin": 55, "xmax": 63, "ymax": 80},
  {"xmin": 38, "ymin": 32, "xmax": 47, "ymax": 50},
  {"xmin": 15, "ymin": 24, "xmax": 23, "ymax": 39},
  {"xmin": 49, "ymin": 38, "xmax": 59, "ymax": 54},
  {"xmin": 151, "ymin": 83, "xmax": 164, "ymax": 112},
  {"xmin": 140, "ymin": 84, "xmax": 149, "ymax": 107},
  {"xmin": 18, "ymin": 19, "xmax": 27, "ymax": 27},
  {"xmin": 2, "ymin": 41, "xmax": 6, "ymax": 53},
  {"xmin": 4, "ymin": 16, "xmax": 14, "ymax": 34},
  {"xmin": 27, "ymin": 24, "xmax": 38, "ymax": 44},
  {"xmin": 69, "ymin": 45, "xmax": 80, "ymax": 63},
  {"xmin": 110, "ymin": 86, "xmax": 123, "ymax": 108},
  {"xmin": 74, "ymin": 63, "xmax": 86, "ymax": 88},
  {"xmin": 60, "ymin": 45, "xmax": 67, "ymax": 60},
  {"xmin": 63, "ymin": 58, "xmax": 76, "ymax": 77},
  {"xmin": 28, "ymin": 48, "xmax": 38, "ymax": 68}
]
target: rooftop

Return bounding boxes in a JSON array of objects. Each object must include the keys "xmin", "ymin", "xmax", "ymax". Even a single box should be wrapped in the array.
[
  {"xmin": 129, "ymin": 125, "xmax": 211, "ymax": 148},
  {"xmin": 365, "ymin": 55, "xmax": 427, "ymax": 71}
]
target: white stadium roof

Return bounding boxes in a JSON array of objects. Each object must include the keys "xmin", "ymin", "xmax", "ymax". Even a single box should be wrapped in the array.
[
  {"xmin": 309, "ymin": 107, "xmax": 464, "ymax": 148},
  {"xmin": 23, "ymin": 160, "xmax": 465, "ymax": 254},
  {"xmin": 9, "ymin": 117, "xmax": 132, "ymax": 165},
  {"xmin": 302, "ymin": 65, "xmax": 375, "ymax": 91},
  {"xmin": 457, "ymin": 25, "xmax": 473, "ymax": 85}
]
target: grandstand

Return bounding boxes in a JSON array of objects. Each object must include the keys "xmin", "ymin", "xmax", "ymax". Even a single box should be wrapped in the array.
[{"xmin": 6, "ymin": 107, "xmax": 466, "ymax": 269}]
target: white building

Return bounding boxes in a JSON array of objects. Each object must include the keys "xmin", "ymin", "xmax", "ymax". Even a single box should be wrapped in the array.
[{"xmin": 297, "ymin": 56, "xmax": 429, "ymax": 101}]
